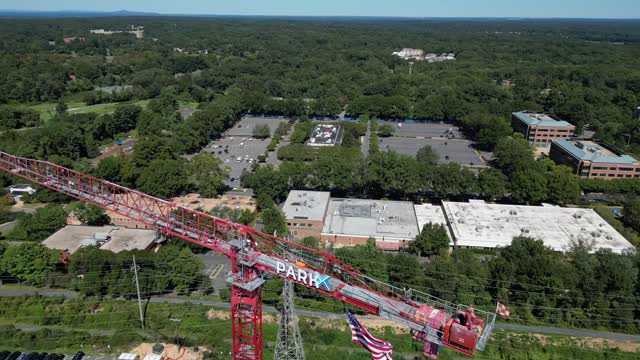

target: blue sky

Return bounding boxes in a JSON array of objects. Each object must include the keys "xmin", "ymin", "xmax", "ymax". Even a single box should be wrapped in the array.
[{"xmin": 2, "ymin": 0, "xmax": 640, "ymax": 18}]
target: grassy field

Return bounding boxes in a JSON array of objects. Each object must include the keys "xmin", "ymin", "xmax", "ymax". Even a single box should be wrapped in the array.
[
  {"xmin": 27, "ymin": 100, "xmax": 151, "ymax": 122},
  {"xmin": 9, "ymin": 99, "xmax": 199, "ymax": 122},
  {"xmin": 0, "ymin": 295, "xmax": 636, "ymax": 359}
]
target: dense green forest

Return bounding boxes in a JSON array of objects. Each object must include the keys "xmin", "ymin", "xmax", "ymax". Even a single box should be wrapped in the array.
[
  {"xmin": 0, "ymin": 16, "xmax": 640, "ymax": 357},
  {"xmin": 1, "ymin": 17, "xmax": 640, "ymax": 148},
  {"xmin": 0, "ymin": 17, "xmax": 639, "ymax": 204}
]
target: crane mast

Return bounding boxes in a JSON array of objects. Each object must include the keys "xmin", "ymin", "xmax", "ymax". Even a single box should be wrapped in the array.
[{"xmin": 0, "ymin": 151, "xmax": 495, "ymax": 359}]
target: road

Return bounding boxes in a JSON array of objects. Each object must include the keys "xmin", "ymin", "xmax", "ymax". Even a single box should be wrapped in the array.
[
  {"xmin": 0, "ymin": 220, "xmax": 17, "ymax": 232},
  {"xmin": 496, "ymin": 323, "xmax": 640, "ymax": 342},
  {"xmin": 361, "ymin": 119, "xmax": 370, "ymax": 157},
  {"xmin": 16, "ymin": 324, "xmax": 114, "ymax": 337},
  {"xmin": 2, "ymin": 290, "xmax": 639, "ymax": 342}
]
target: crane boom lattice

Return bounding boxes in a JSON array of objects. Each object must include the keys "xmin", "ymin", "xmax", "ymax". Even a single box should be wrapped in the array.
[{"xmin": 274, "ymin": 280, "xmax": 305, "ymax": 360}]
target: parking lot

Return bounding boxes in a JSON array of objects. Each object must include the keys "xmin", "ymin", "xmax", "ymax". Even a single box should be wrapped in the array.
[
  {"xmin": 378, "ymin": 121, "xmax": 463, "ymax": 138},
  {"xmin": 201, "ymin": 136, "xmax": 269, "ymax": 189},
  {"xmin": 226, "ymin": 117, "xmax": 289, "ymax": 137},
  {"xmin": 198, "ymin": 252, "xmax": 231, "ymax": 292},
  {"xmin": 380, "ymin": 137, "xmax": 485, "ymax": 166}
]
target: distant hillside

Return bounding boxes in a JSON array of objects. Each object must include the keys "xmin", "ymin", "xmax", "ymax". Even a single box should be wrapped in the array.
[{"xmin": 0, "ymin": 9, "xmax": 159, "ymax": 18}]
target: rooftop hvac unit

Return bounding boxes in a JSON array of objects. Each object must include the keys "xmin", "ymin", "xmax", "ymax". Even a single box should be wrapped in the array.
[
  {"xmin": 509, "ymin": 210, "xmax": 517, "ymax": 216},
  {"xmin": 94, "ymin": 232, "xmax": 111, "ymax": 241}
]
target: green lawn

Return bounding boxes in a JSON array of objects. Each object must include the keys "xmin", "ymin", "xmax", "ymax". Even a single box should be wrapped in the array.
[
  {"xmin": 26, "ymin": 100, "xmax": 149, "ymax": 122},
  {"xmin": 26, "ymin": 99, "xmax": 198, "ymax": 122}
]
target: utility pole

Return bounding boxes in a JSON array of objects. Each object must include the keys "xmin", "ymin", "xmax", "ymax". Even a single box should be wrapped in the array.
[
  {"xmin": 408, "ymin": 61, "xmax": 414, "ymax": 78},
  {"xmin": 274, "ymin": 280, "xmax": 305, "ymax": 360},
  {"xmin": 131, "ymin": 255, "xmax": 144, "ymax": 330}
]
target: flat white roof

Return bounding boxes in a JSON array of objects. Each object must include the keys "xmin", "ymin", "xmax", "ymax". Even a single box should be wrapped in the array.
[
  {"xmin": 443, "ymin": 200, "xmax": 635, "ymax": 254},
  {"xmin": 414, "ymin": 203, "xmax": 450, "ymax": 239},
  {"xmin": 322, "ymin": 198, "xmax": 419, "ymax": 240},
  {"xmin": 282, "ymin": 191, "xmax": 331, "ymax": 222},
  {"xmin": 44, "ymin": 225, "xmax": 157, "ymax": 254}
]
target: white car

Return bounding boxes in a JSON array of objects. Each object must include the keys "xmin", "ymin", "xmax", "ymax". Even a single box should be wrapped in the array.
[
  {"xmin": 236, "ymin": 157, "xmax": 242, "ymax": 162},
  {"xmin": 239, "ymin": 142, "xmax": 244, "ymax": 148},
  {"xmin": 249, "ymin": 138, "xmax": 253, "ymax": 141},
  {"xmin": 225, "ymin": 159, "xmax": 230, "ymax": 163}
]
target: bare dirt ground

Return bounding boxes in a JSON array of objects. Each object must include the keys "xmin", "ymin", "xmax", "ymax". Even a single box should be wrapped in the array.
[
  {"xmin": 129, "ymin": 343, "xmax": 210, "ymax": 360},
  {"xmin": 531, "ymin": 333, "xmax": 640, "ymax": 353}
]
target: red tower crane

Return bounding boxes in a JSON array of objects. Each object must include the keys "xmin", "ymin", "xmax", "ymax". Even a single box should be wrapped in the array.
[{"xmin": 0, "ymin": 151, "xmax": 496, "ymax": 359}]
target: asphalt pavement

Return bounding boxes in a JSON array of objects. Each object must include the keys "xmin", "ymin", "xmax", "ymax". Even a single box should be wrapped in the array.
[
  {"xmin": 1, "ymin": 289, "xmax": 638, "ymax": 342},
  {"xmin": 0, "ymin": 220, "xmax": 17, "ymax": 232},
  {"xmin": 361, "ymin": 119, "xmax": 370, "ymax": 157}
]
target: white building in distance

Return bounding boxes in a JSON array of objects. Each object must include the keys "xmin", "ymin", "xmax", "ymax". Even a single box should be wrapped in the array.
[
  {"xmin": 393, "ymin": 49, "xmax": 456, "ymax": 62},
  {"xmin": 90, "ymin": 25, "xmax": 144, "ymax": 39},
  {"xmin": 392, "ymin": 48, "xmax": 425, "ymax": 61}
]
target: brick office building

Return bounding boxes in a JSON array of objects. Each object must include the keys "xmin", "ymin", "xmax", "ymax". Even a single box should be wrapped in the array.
[
  {"xmin": 550, "ymin": 139, "xmax": 640, "ymax": 179},
  {"xmin": 282, "ymin": 191, "xmax": 331, "ymax": 239},
  {"xmin": 512, "ymin": 111, "xmax": 575, "ymax": 147},
  {"xmin": 282, "ymin": 191, "xmax": 447, "ymax": 250}
]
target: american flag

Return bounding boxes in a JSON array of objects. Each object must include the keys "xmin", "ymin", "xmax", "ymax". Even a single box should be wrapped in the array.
[
  {"xmin": 497, "ymin": 302, "xmax": 511, "ymax": 318},
  {"xmin": 347, "ymin": 310, "xmax": 393, "ymax": 360}
]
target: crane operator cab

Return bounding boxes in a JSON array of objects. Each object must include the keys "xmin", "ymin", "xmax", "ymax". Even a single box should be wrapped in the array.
[
  {"xmin": 443, "ymin": 307, "xmax": 485, "ymax": 356},
  {"xmin": 412, "ymin": 304, "xmax": 485, "ymax": 359}
]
